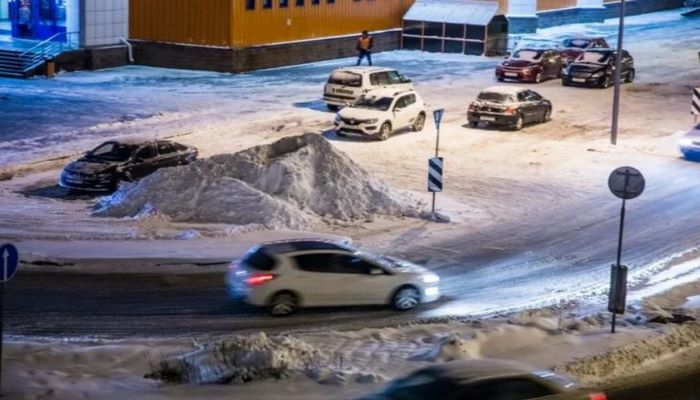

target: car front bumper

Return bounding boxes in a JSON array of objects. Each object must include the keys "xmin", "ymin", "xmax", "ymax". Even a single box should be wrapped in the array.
[
  {"xmin": 422, "ymin": 285, "xmax": 441, "ymax": 303},
  {"xmin": 467, "ymin": 111, "xmax": 519, "ymax": 126},
  {"xmin": 59, "ymin": 173, "xmax": 116, "ymax": 192},
  {"xmin": 496, "ymin": 69, "xmax": 536, "ymax": 82},
  {"xmin": 334, "ymin": 120, "xmax": 380, "ymax": 137}
]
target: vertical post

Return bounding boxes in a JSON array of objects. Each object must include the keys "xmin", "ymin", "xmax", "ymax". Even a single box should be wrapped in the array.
[
  {"xmin": 610, "ymin": 0, "xmax": 626, "ymax": 145},
  {"xmin": 0, "ymin": 283, "xmax": 4, "ymax": 396},
  {"xmin": 616, "ymin": 198, "xmax": 626, "ymax": 267},
  {"xmin": 434, "ymin": 125, "xmax": 440, "ymax": 158}
]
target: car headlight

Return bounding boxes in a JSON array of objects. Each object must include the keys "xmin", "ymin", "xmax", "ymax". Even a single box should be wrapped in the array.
[
  {"xmin": 421, "ymin": 274, "xmax": 440, "ymax": 284},
  {"xmin": 591, "ymin": 72, "xmax": 604, "ymax": 78},
  {"xmin": 366, "ymin": 118, "xmax": 378, "ymax": 124},
  {"xmin": 678, "ymin": 137, "xmax": 694, "ymax": 147}
]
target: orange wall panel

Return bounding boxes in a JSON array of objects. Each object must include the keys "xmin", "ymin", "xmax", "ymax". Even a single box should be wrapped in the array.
[
  {"xmin": 130, "ymin": 0, "xmax": 233, "ymax": 46},
  {"xmin": 231, "ymin": 0, "xmax": 414, "ymax": 47},
  {"xmin": 536, "ymin": 0, "xmax": 577, "ymax": 11}
]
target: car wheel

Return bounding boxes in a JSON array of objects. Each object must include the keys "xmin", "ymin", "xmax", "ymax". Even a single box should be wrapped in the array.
[
  {"xmin": 626, "ymin": 69, "xmax": 635, "ymax": 83},
  {"xmin": 377, "ymin": 122, "xmax": 392, "ymax": 141},
  {"xmin": 392, "ymin": 286, "xmax": 420, "ymax": 311},
  {"xmin": 534, "ymin": 72, "xmax": 542, "ymax": 83},
  {"xmin": 412, "ymin": 113, "xmax": 426, "ymax": 132},
  {"xmin": 468, "ymin": 121, "xmax": 478, "ymax": 128},
  {"xmin": 542, "ymin": 107, "xmax": 552, "ymax": 123},
  {"xmin": 327, "ymin": 104, "xmax": 339, "ymax": 112},
  {"xmin": 603, "ymin": 76, "xmax": 611, "ymax": 88},
  {"xmin": 512, "ymin": 114, "xmax": 524, "ymax": 131},
  {"xmin": 269, "ymin": 291, "xmax": 299, "ymax": 316}
]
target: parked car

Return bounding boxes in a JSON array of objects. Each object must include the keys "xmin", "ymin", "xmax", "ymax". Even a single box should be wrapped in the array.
[
  {"xmin": 562, "ymin": 49, "xmax": 635, "ymax": 88},
  {"xmin": 496, "ymin": 48, "xmax": 564, "ymax": 83},
  {"xmin": 334, "ymin": 88, "xmax": 427, "ymax": 140},
  {"xmin": 226, "ymin": 239, "xmax": 440, "ymax": 316},
  {"xmin": 560, "ymin": 37, "xmax": 610, "ymax": 64},
  {"xmin": 59, "ymin": 139, "xmax": 198, "ymax": 192},
  {"xmin": 678, "ymin": 123, "xmax": 700, "ymax": 159},
  {"xmin": 323, "ymin": 66, "xmax": 413, "ymax": 111},
  {"xmin": 361, "ymin": 358, "xmax": 607, "ymax": 400},
  {"xmin": 467, "ymin": 86, "xmax": 552, "ymax": 131}
]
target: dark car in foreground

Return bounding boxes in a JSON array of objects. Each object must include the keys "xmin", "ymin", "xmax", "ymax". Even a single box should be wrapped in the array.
[
  {"xmin": 562, "ymin": 49, "xmax": 635, "ymax": 88},
  {"xmin": 467, "ymin": 86, "xmax": 552, "ymax": 131},
  {"xmin": 679, "ymin": 123, "xmax": 700, "ymax": 159},
  {"xmin": 560, "ymin": 37, "xmax": 610, "ymax": 64},
  {"xmin": 361, "ymin": 358, "xmax": 607, "ymax": 400},
  {"xmin": 496, "ymin": 49, "xmax": 564, "ymax": 83},
  {"xmin": 59, "ymin": 139, "xmax": 197, "ymax": 192}
]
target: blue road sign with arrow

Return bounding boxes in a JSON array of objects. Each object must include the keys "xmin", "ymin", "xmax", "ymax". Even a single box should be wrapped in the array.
[
  {"xmin": 433, "ymin": 108, "xmax": 444, "ymax": 130},
  {"xmin": 0, "ymin": 244, "xmax": 19, "ymax": 283}
]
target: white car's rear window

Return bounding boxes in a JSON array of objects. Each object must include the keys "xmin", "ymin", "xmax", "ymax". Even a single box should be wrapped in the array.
[{"xmin": 328, "ymin": 71, "xmax": 362, "ymax": 87}]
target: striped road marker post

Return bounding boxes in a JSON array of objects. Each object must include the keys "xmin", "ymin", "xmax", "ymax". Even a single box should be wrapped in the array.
[
  {"xmin": 693, "ymin": 87, "xmax": 700, "ymax": 123},
  {"xmin": 428, "ymin": 157, "xmax": 443, "ymax": 215}
]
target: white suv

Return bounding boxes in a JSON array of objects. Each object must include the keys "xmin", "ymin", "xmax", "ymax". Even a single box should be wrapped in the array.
[
  {"xmin": 323, "ymin": 67, "xmax": 413, "ymax": 111},
  {"xmin": 227, "ymin": 240, "xmax": 440, "ymax": 316},
  {"xmin": 334, "ymin": 88, "xmax": 427, "ymax": 140}
]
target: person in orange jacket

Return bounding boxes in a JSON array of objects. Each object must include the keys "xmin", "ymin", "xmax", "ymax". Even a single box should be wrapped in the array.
[{"xmin": 356, "ymin": 30, "xmax": 374, "ymax": 66}]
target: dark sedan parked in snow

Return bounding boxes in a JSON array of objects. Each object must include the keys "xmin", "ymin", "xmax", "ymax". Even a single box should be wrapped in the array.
[
  {"xmin": 59, "ymin": 139, "xmax": 197, "ymax": 192},
  {"xmin": 562, "ymin": 49, "xmax": 635, "ymax": 88},
  {"xmin": 496, "ymin": 49, "xmax": 564, "ymax": 83},
  {"xmin": 467, "ymin": 86, "xmax": 552, "ymax": 131}
]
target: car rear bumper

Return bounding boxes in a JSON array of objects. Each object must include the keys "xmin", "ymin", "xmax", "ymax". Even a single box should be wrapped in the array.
[
  {"xmin": 562, "ymin": 76, "xmax": 605, "ymax": 87},
  {"xmin": 324, "ymin": 94, "xmax": 357, "ymax": 107},
  {"xmin": 467, "ymin": 111, "xmax": 518, "ymax": 126}
]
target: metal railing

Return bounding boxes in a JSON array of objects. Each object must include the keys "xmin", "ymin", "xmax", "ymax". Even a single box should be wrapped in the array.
[{"xmin": 17, "ymin": 31, "xmax": 80, "ymax": 74}]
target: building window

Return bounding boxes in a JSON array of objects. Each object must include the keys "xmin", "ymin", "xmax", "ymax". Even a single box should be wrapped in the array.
[
  {"xmin": 263, "ymin": 0, "xmax": 272, "ymax": 8},
  {"xmin": 312, "ymin": 0, "xmax": 319, "ymax": 5},
  {"xmin": 296, "ymin": 0, "xmax": 304, "ymax": 5},
  {"xmin": 246, "ymin": 0, "xmax": 255, "ymax": 10},
  {"xmin": 280, "ymin": 0, "xmax": 288, "ymax": 6},
  {"xmin": 327, "ymin": 0, "xmax": 335, "ymax": 3}
]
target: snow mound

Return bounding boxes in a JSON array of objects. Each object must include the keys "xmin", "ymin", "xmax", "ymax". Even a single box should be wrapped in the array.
[
  {"xmin": 155, "ymin": 332, "xmax": 323, "ymax": 384},
  {"xmin": 556, "ymin": 323, "xmax": 700, "ymax": 383},
  {"xmin": 94, "ymin": 134, "xmax": 420, "ymax": 229},
  {"xmin": 409, "ymin": 334, "xmax": 481, "ymax": 362}
]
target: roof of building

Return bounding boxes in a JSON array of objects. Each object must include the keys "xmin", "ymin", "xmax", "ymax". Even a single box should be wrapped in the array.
[{"xmin": 403, "ymin": 0, "xmax": 498, "ymax": 26}]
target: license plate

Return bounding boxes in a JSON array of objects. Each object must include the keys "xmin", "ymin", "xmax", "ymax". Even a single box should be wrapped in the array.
[
  {"xmin": 572, "ymin": 78, "xmax": 586, "ymax": 83},
  {"xmin": 505, "ymin": 72, "xmax": 518, "ymax": 77},
  {"xmin": 480, "ymin": 116, "xmax": 496, "ymax": 121}
]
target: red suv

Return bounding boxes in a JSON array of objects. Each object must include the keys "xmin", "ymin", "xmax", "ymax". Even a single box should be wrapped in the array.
[
  {"xmin": 560, "ymin": 37, "xmax": 610, "ymax": 64},
  {"xmin": 496, "ymin": 49, "xmax": 564, "ymax": 83}
]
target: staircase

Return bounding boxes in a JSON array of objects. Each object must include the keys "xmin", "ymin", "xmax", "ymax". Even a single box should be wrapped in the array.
[{"xmin": 0, "ymin": 32, "xmax": 78, "ymax": 78}]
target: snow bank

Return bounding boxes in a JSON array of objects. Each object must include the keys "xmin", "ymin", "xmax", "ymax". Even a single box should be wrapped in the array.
[
  {"xmin": 556, "ymin": 323, "xmax": 700, "ymax": 383},
  {"xmin": 150, "ymin": 332, "xmax": 323, "ymax": 384},
  {"xmin": 94, "ymin": 134, "xmax": 421, "ymax": 229}
]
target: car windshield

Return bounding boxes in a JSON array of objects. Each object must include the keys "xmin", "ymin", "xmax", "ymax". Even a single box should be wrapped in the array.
[
  {"xmin": 577, "ymin": 51, "xmax": 612, "ymax": 64},
  {"xmin": 511, "ymin": 50, "xmax": 543, "ymax": 61},
  {"xmin": 563, "ymin": 38, "xmax": 590, "ymax": 48},
  {"xmin": 477, "ymin": 92, "xmax": 513, "ymax": 103},
  {"xmin": 384, "ymin": 372, "xmax": 456, "ymax": 400},
  {"xmin": 353, "ymin": 95, "xmax": 394, "ymax": 111},
  {"xmin": 328, "ymin": 71, "xmax": 362, "ymax": 87},
  {"xmin": 87, "ymin": 142, "xmax": 136, "ymax": 162}
]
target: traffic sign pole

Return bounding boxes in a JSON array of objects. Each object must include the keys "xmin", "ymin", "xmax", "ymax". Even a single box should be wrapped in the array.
[
  {"xmin": 430, "ymin": 109, "xmax": 445, "ymax": 217},
  {"xmin": 0, "ymin": 243, "xmax": 20, "ymax": 396}
]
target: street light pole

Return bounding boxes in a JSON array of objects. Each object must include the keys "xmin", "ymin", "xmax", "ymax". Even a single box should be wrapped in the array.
[{"xmin": 610, "ymin": 0, "xmax": 626, "ymax": 145}]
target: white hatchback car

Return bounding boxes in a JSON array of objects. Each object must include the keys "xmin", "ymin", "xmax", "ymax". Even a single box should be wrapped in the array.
[
  {"xmin": 227, "ymin": 240, "xmax": 440, "ymax": 316},
  {"xmin": 334, "ymin": 88, "xmax": 427, "ymax": 140},
  {"xmin": 323, "ymin": 66, "xmax": 413, "ymax": 111}
]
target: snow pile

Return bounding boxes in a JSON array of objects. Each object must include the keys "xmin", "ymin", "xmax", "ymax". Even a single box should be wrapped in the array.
[
  {"xmin": 556, "ymin": 323, "xmax": 700, "ymax": 383},
  {"xmin": 149, "ymin": 332, "xmax": 323, "ymax": 384},
  {"xmin": 409, "ymin": 334, "xmax": 481, "ymax": 362},
  {"xmin": 94, "ymin": 134, "xmax": 420, "ymax": 229}
]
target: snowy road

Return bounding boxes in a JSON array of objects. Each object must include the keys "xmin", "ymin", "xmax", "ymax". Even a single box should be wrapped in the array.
[{"xmin": 6, "ymin": 158, "xmax": 700, "ymax": 338}]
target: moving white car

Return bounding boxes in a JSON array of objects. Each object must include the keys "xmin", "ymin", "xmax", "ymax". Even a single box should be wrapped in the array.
[
  {"xmin": 226, "ymin": 239, "xmax": 440, "ymax": 316},
  {"xmin": 334, "ymin": 88, "xmax": 427, "ymax": 140},
  {"xmin": 323, "ymin": 66, "xmax": 413, "ymax": 111}
]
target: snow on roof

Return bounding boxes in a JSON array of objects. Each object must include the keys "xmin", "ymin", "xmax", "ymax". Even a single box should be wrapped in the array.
[
  {"xmin": 364, "ymin": 87, "xmax": 415, "ymax": 98},
  {"xmin": 482, "ymin": 85, "xmax": 526, "ymax": 95},
  {"xmin": 403, "ymin": 0, "xmax": 498, "ymax": 26}
]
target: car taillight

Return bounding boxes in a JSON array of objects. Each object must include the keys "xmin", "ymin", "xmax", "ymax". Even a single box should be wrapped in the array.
[
  {"xmin": 505, "ymin": 105, "xmax": 517, "ymax": 115},
  {"xmin": 589, "ymin": 392, "xmax": 607, "ymax": 400},
  {"xmin": 246, "ymin": 273, "xmax": 276, "ymax": 286}
]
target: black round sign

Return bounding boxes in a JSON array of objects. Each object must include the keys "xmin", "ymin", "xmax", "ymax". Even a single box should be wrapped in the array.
[{"xmin": 608, "ymin": 166, "xmax": 645, "ymax": 200}]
